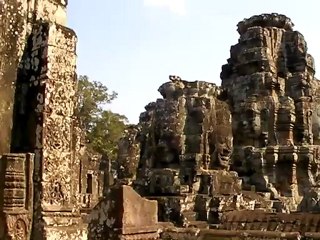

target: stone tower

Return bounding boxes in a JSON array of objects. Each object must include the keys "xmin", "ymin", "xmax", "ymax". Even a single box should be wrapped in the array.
[
  {"xmin": 221, "ymin": 13, "xmax": 320, "ymax": 210},
  {"xmin": 98, "ymin": 13, "xmax": 320, "ymax": 240}
]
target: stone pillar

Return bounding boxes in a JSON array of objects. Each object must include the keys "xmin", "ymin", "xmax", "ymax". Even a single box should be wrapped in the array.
[
  {"xmin": 265, "ymin": 146, "xmax": 279, "ymax": 185},
  {"xmin": 297, "ymin": 146, "xmax": 315, "ymax": 188},
  {"xmin": 17, "ymin": 21, "xmax": 84, "ymax": 239},
  {"xmin": 277, "ymin": 97, "xmax": 296, "ymax": 145},
  {"xmin": 295, "ymin": 96, "xmax": 313, "ymax": 144},
  {"xmin": 0, "ymin": 153, "xmax": 34, "ymax": 240},
  {"xmin": 0, "ymin": 0, "xmax": 69, "ymax": 155},
  {"xmin": 277, "ymin": 146, "xmax": 298, "ymax": 197},
  {"xmin": 103, "ymin": 157, "xmax": 112, "ymax": 195}
]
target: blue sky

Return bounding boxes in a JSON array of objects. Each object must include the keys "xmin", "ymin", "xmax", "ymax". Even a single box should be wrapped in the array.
[{"xmin": 67, "ymin": 0, "xmax": 320, "ymax": 123}]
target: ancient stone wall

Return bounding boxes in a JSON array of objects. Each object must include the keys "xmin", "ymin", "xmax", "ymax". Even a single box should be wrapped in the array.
[
  {"xmin": 0, "ymin": 0, "xmax": 68, "ymax": 155},
  {"xmin": 12, "ymin": 21, "xmax": 84, "ymax": 239},
  {"xmin": 3, "ymin": 6, "xmax": 320, "ymax": 239},
  {"xmin": 30, "ymin": 0, "xmax": 68, "ymax": 25},
  {"xmin": 0, "ymin": 1, "xmax": 91, "ymax": 239},
  {"xmin": 0, "ymin": 0, "xmax": 29, "ymax": 154},
  {"xmin": 79, "ymin": 146, "xmax": 104, "ymax": 212}
]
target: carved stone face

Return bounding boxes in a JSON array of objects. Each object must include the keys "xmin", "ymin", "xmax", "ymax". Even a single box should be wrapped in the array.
[
  {"xmin": 158, "ymin": 81, "xmax": 184, "ymax": 100},
  {"xmin": 215, "ymin": 142, "xmax": 232, "ymax": 169},
  {"xmin": 117, "ymin": 126, "xmax": 141, "ymax": 180},
  {"xmin": 154, "ymin": 136, "xmax": 180, "ymax": 168},
  {"xmin": 157, "ymin": 142, "xmax": 176, "ymax": 164},
  {"xmin": 212, "ymin": 131, "xmax": 233, "ymax": 170}
]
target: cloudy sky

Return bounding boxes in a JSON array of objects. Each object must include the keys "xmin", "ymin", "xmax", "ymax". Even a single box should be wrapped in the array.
[{"xmin": 68, "ymin": 0, "xmax": 320, "ymax": 123}]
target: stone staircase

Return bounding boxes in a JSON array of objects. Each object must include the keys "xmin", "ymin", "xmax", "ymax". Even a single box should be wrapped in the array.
[
  {"xmin": 181, "ymin": 210, "xmax": 209, "ymax": 229},
  {"xmin": 182, "ymin": 210, "xmax": 197, "ymax": 221},
  {"xmin": 190, "ymin": 189, "xmax": 284, "ymax": 229},
  {"xmin": 146, "ymin": 171, "xmax": 288, "ymax": 230}
]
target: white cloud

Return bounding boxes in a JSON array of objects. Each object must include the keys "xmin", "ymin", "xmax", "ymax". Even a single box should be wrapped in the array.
[{"xmin": 143, "ymin": 0, "xmax": 187, "ymax": 16}]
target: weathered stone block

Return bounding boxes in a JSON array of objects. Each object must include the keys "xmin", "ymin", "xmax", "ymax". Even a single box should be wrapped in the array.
[
  {"xmin": 149, "ymin": 169, "xmax": 181, "ymax": 195},
  {"xmin": 88, "ymin": 185, "xmax": 159, "ymax": 240}
]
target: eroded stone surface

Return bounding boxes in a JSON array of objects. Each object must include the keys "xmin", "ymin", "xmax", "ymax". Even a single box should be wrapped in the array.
[
  {"xmin": 111, "ymin": 13, "xmax": 320, "ymax": 240},
  {"xmin": 88, "ymin": 185, "xmax": 159, "ymax": 240},
  {"xmin": 0, "ymin": 0, "xmax": 68, "ymax": 155},
  {"xmin": 0, "ymin": 1, "xmax": 103, "ymax": 239},
  {"xmin": 3, "ymin": 9, "xmax": 320, "ymax": 240},
  {"xmin": 116, "ymin": 76, "xmax": 238, "ymax": 228},
  {"xmin": 221, "ymin": 13, "xmax": 320, "ymax": 212}
]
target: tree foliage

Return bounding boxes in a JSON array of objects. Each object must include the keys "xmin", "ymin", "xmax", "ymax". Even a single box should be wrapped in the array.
[{"xmin": 76, "ymin": 75, "xmax": 128, "ymax": 160}]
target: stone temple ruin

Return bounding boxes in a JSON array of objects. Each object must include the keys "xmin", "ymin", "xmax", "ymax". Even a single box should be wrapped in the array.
[
  {"xmin": 92, "ymin": 13, "xmax": 320, "ymax": 240},
  {"xmin": 2, "ymin": 1, "xmax": 320, "ymax": 240}
]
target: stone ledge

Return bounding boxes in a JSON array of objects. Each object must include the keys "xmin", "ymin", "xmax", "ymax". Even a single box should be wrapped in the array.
[{"xmin": 199, "ymin": 229, "xmax": 301, "ymax": 239}]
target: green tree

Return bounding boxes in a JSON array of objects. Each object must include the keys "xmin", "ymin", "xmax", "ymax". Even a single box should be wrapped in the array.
[{"xmin": 76, "ymin": 75, "xmax": 128, "ymax": 160}]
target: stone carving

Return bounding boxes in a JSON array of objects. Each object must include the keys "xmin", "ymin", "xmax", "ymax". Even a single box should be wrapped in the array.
[
  {"xmin": 42, "ymin": 179, "xmax": 70, "ymax": 206},
  {"xmin": 109, "ymin": 13, "xmax": 320, "ymax": 240},
  {"xmin": 0, "ymin": 153, "xmax": 34, "ymax": 240},
  {"xmin": 79, "ymin": 141, "xmax": 105, "ymax": 210},
  {"xmin": 210, "ymin": 127, "xmax": 233, "ymax": 170},
  {"xmin": 5, "ymin": 215, "xmax": 30, "ymax": 240},
  {"xmin": 113, "ymin": 76, "xmax": 237, "ymax": 227},
  {"xmin": 0, "ymin": 1, "xmax": 103, "ymax": 239},
  {"xmin": 220, "ymin": 13, "xmax": 320, "ymax": 211},
  {"xmin": 19, "ymin": 21, "xmax": 85, "ymax": 239},
  {"xmin": 116, "ymin": 125, "xmax": 141, "ymax": 184},
  {"xmin": 4, "ymin": 5, "xmax": 320, "ymax": 240},
  {"xmin": 14, "ymin": 219, "xmax": 27, "ymax": 240}
]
